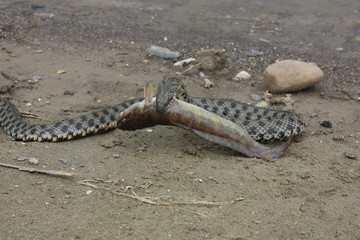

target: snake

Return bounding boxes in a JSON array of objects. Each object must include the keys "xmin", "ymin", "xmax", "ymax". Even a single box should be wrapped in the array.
[{"xmin": 0, "ymin": 77, "xmax": 305, "ymax": 144}]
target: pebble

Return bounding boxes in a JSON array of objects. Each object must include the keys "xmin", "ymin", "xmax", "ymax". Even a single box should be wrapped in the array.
[
  {"xmin": 203, "ymin": 78, "xmax": 214, "ymax": 88},
  {"xmin": 137, "ymin": 146, "xmax": 147, "ymax": 152},
  {"xmin": 250, "ymin": 94, "xmax": 262, "ymax": 101},
  {"xmin": 58, "ymin": 159, "xmax": 68, "ymax": 164},
  {"xmin": 310, "ymin": 113, "xmax": 318, "ymax": 118},
  {"xmin": 233, "ymin": 71, "xmax": 251, "ymax": 81},
  {"xmin": 29, "ymin": 157, "xmax": 39, "ymax": 165},
  {"xmin": 344, "ymin": 153, "xmax": 357, "ymax": 159},
  {"xmin": 263, "ymin": 60, "xmax": 324, "ymax": 93},
  {"xmin": 146, "ymin": 45, "xmax": 181, "ymax": 59},
  {"xmin": 17, "ymin": 157, "xmax": 27, "ymax": 161},
  {"xmin": 255, "ymin": 101, "xmax": 269, "ymax": 108},
  {"xmin": 247, "ymin": 49, "xmax": 264, "ymax": 57},
  {"xmin": 0, "ymin": 73, "xmax": 14, "ymax": 93},
  {"xmin": 320, "ymin": 121, "xmax": 332, "ymax": 128}
]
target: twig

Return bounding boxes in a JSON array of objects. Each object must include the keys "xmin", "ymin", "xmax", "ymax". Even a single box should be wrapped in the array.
[
  {"xmin": 0, "ymin": 162, "xmax": 76, "ymax": 177},
  {"xmin": 181, "ymin": 62, "xmax": 203, "ymax": 74},
  {"xmin": 79, "ymin": 178, "xmax": 244, "ymax": 206},
  {"xmin": 342, "ymin": 89, "xmax": 360, "ymax": 102}
]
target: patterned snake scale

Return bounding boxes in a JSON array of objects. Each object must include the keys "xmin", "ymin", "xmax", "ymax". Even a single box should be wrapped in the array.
[{"xmin": 0, "ymin": 82, "xmax": 305, "ymax": 142}]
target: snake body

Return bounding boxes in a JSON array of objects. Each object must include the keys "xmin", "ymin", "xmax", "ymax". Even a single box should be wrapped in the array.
[{"xmin": 0, "ymin": 78, "xmax": 304, "ymax": 142}]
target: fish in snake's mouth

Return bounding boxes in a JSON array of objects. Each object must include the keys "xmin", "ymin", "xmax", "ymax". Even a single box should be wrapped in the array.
[{"xmin": 117, "ymin": 77, "xmax": 294, "ymax": 159}]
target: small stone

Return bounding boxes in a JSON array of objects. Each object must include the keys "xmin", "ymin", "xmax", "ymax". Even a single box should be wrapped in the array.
[
  {"xmin": 320, "ymin": 121, "xmax": 332, "ymax": 128},
  {"xmin": 203, "ymin": 78, "xmax": 214, "ymax": 88},
  {"xmin": 233, "ymin": 71, "xmax": 251, "ymax": 81},
  {"xmin": 58, "ymin": 159, "xmax": 68, "ymax": 164},
  {"xmin": 17, "ymin": 157, "xmax": 27, "ymax": 161},
  {"xmin": 344, "ymin": 153, "xmax": 357, "ymax": 159},
  {"xmin": 250, "ymin": 94, "xmax": 262, "ymax": 101},
  {"xmin": 0, "ymin": 72, "xmax": 14, "ymax": 93},
  {"xmin": 29, "ymin": 157, "xmax": 39, "ymax": 165},
  {"xmin": 159, "ymin": 67, "xmax": 169, "ymax": 73},
  {"xmin": 263, "ymin": 60, "xmax": 324, "ymax": 93},
  {"xmin": 247, "ymin": 49, "xmax": 264, "ymax": 57},
  {"xmin": 64, "ymin": 90, "xmax": 75, "ymax": 95},
  {"xmin": 184, "ymin": 146, "xmax": 199, "ymax": 156},
  {"xmin": 255, "ymin": 101, "xmax": 269, "ymax": 108},
  {"xmin": 137, "ymin": 146, "xmax": 147, "ymax": 152},
  {"xmin": 25, "ymin": 102, "xmax": 32, "ymax": 107},
  {"xmin": 311, "ymin": 113, "xmax": 318, "ymax": 118}
]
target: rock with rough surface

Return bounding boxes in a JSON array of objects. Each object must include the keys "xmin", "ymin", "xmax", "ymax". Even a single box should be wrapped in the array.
[
  {"xmin": 263, "ymin": 60, "xmax": 323, "ymax": 93},
  {"xmin": 0, "ymin": 73, "xmax": 14, "ymax": 93}
]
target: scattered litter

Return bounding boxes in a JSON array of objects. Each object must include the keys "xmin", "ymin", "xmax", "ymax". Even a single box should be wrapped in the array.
[
  {"xmin": 146, "ymin": 45, "xmax": 181, "ymax": 59},
  {"xmin": 112, "ymin": 154, "xmax": 120, "ymax": 158},
  {"xmin": 203, "ymin": 78, "xmax": 214, "ymax": 88},
  {"xmin": 25, "ymin": 102, "xmax": 32, "ymax": 107},
  {"xmin": 86, "ymin": 190, "xmax": 93, "ymax": 195},
  {"xmin": 199, "ymin": 71, "xmax": 206, "ymax": 78},
  {"xmin": 233, "ymin": 71, "xmax": 251, "ymax": 81},
  {"xmin": 146, "ymin": 129, "xmax": 154, "ymax": 133},
  {"xmin": 174, "ymin": 58, "xmax": 196, "ymax": 67}
]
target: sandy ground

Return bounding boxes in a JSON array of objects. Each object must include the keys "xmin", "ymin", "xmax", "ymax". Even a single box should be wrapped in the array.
[{"xmin": 1, "ymin": 0, "xmax": 359, "ymax": 239}]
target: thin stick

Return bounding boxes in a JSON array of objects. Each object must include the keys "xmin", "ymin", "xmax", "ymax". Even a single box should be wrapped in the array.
[
  {"xmin": 0, "ymin": 162, "xmax": 76, "ymax": 177},
  {"xmin": 79, "ymin": 179, "xmax": 244, "ymax": 206},
  {"xmin": 342, "ymin": 89, "xmax": 360, "ymax": 102},
  {"xmin": 181, "ymin": 62, "xmax": 203, "ymax": 74}
]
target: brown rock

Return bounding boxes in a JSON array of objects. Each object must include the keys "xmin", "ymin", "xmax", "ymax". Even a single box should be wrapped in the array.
[
  {"xmin": 0, "ymin": 72, "xmax": 15, "ymax": 93},
  {"xmin": 263, "ymin": 60, "xmax": 323, "ymax": 93},
  {"xmin": 196, "ymin": 49, "xmax": 227, "ymax": 71}
]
